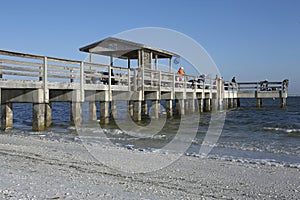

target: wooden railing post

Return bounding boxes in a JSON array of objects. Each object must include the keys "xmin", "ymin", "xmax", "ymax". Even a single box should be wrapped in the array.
[
  {"xmin": 39, "ymin": 62, "xmax": 43, "ymax": 81},
  {"xmin": 43, "ymin": 57, "xmax": 48, "ymax": 102},
  {"xmin": 0, "ymin": 61, "xmax": 2, "ymax": 79},
  {"xmin": 134, "ymin": 69, "xmax": 137, "ymax": 91},
  {"xmin": 128, "ymin": 68, "xmax": 131, "ymax": 91},
  {"xmin": 70, "ymin": 69, "xmax": 74, "ymax": 83},
  {"xmin": 141, "ymin": 67, "xmax": 144, "ymax": 92},
  {"xmin": 80, "ymin": 62, "xmax": 84, "ymax": 102},
  {"xmin": 158, "ymin": 71, "xmax": 161, "ymax": 92},
  {"xmin": 108, "ymin": 65, "xmax": 112, "ymax": 92},
  {"xmin": 173, "ymin": 73, "xmax": 176, "ymax": 93}
]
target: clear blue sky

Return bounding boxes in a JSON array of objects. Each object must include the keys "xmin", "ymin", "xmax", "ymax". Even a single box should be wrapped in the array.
[{"xmin": 1, "ymin": 0, "xmax": 299, "ymax": 94}]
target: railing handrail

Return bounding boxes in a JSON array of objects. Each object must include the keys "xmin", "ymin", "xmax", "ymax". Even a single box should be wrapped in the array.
[
  {"xmin": 0, "ymin": 49, "xmax": 288, "ymax": 94},
  {"xmin": 0, "ymin": 49, "xmax": 80, "ymax": 64}
]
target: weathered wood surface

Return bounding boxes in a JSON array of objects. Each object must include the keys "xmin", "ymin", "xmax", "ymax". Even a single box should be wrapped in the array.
[
  {"xmin": 0, "ymin": 49, "xmax": 288, "ymax": 101},
  {"xmin": 0, "ymin": 49, "xmax": 289, "ymax": 131}
]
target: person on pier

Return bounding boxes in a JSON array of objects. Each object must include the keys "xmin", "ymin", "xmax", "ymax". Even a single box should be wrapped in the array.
[
  {"xmin": 230, "ymin": 76, "xmax": 237, "ymax": 88},
  {"xmin": 260, "ymin": 80, "xmax": 269, "ymax": 91},
  {"xmin": 282, "ymin": 79, "xmax": 289, "ymax": 90},
  {"xmin": 176, "ymin": 67, "xmax": 185, "ymax": 87}
]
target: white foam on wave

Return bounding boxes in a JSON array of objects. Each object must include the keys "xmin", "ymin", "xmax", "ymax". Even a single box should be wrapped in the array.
[
  {"xmin": 263, "ymin": 127, "xmax": 300, "ymax": 133},
  {"xmin": 185, "ymin": 153, "xmax": 300, "ymax": 169},
  {"xmin": 216, "ymin": 142, "xmax": 300, "ymax": 156}
]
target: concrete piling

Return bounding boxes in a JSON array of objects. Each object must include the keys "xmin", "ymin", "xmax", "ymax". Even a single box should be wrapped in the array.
[
  {"xmin": 142, "ymin": 100, "xmax": 148, "ymax": 116},
  {"xmin": 89, "ymin": 101, "xmax": 97, "ymax": 121},
  {"xmin": 257, "ymin": 98, "xmax": 262, "ymax": 108},
  {"xmin": 198, "ymin": 98, "xmax": 204, "ymax": 113},
  {"xmin": 33, "ymin": 103, "xmax": 45, "ymax": 131},
  {"xmin": 100, "ymin": 101, "xmax": 110, "ymax": 124},
  {"xmin": 70, "ymin": 102, "xmax": 82, "ymax": 126},
  {"xmin": 281, "ymin": 98, "xmax": 286, "ymax": 108},
  {"xmin": 1, "ymin": 103, "xmax": 13, "ymax": 130},
  {"xmin": 151, "ymin": 100, "xmax": 160, "ymax": 119},
  {"xmin": 165, "ymin": 100, "xmax": 173, "ymax": 117},
  {"xmin": 128, "ymin": 101, "xmax": 133, "ymax": 117},
  {"xmin": 204, "ymin": 98, "xmax": 211, "ymax": 112},
  {"xmin": 45, "ymin": 103, "xmax": 52, "ymax": 127},
  {"xmin": 110, "ymin": 101, "xmax": 117, "ymax": 119},
  {"xmin": 133, "ymin": 101, "xmax": 141, "ymax": 121}
]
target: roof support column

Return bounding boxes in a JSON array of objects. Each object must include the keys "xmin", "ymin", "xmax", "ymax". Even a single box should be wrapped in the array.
[
  {"xmin": 169, "ymin": 57, "xmax": 172, "ymax": 73},
  {"xmin": 89, "ymin": 53, "xmax": 92, "ymax": 63},
  {"xmin": 138, "ymin": 50, "xmax": 141, "ymax": 68},
  {"xmin": 150, "ymin": 52, "xmax": 153, "ymax": 70},
  {"xmin": 110, "ymin": 56, "xmax": 113, "ymax": 66},
  {"xmin": 155, "ymin": 54, "xmax": 158, "ymax": 71}
]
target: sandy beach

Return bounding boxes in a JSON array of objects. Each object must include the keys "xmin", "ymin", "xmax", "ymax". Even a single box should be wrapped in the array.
[{"xmin": 0, "ymin": 134, "xmax": 298, "ymax": 200}]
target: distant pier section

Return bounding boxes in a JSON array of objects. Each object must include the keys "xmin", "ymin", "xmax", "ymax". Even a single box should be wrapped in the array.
[{"xmin": 0, "ymin": 37, "xmax": 288, "ymax": 131}]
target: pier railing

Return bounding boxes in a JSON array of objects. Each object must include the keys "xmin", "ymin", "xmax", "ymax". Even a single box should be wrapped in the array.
[
  {"xmin": 0, "ymin": 49, "xmax": 220, "ymax": 93},
  {"xmin": 237, "ymin": 81, "xmax": 287, "ymax": 91},
  {"xmin": 0, "ymin": 49, "xmax": 288, "ymax": 96}
]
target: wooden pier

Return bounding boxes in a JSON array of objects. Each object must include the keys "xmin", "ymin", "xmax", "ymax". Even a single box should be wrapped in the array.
[{"xmin": 0, "ymin": 37, "xmax": 288, "ymax": 131}]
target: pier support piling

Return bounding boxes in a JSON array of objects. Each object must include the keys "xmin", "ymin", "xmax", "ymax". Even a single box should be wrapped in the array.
[
  {"xmin": 45, "ymin": 103, "xmax": 52, "ymax": 127},
  {"xmin": 128, "ymin": 101, "xmax": 133, "ymax": 117},
  {"xmin": 204, "ymin": 98, "xmax": 211, "ymax": 112},
  {"xmin": 185, "ymin": 100, "xmax": 189, "ymax": 114},
  {"xmin": 211, "ymin": 98, "xmax": 218, "ymax": 111},
  {"xmin": 233, "ymin": 98, "xmax": 238, "ymax": 108},
  {"xmin": 223, "ymin": 98, "xmax": 228, "ymax": 110},
  {"xmin": 151, "ymin": 100, "xmax": 159, "ymax": 119},
  {"xmin": 71, "ymin": 90, "xmax": 83, "ymax": 126},
  {"xmin": 33, "ymin": 103, "xmax": 45, "ymax": 131},
  {"xmin": 1, "ymin": 103, "xmax": 13, "ymax": 130},
  {"xmin": 142, "ymin": 100, "xmax": 148, "ymax": 116},
  {"xmin": 100, "ymin": 101, "xmax": 110, "ymax": 124},
  {"xmin": 175, "ymin": 99, "xmax": 185, "ymax": 115},
  {"xmin": 281, "ymin": 98, "xmax": 286, "ymax": 108},
  {"xmin": 70, "ymin": 102, "xmax": 82, "ymax": 126},
  {"xmin": 89, "ymin": 102, "xmax": 97, "ymax": 121},
  {"xmin": 198, "ymin": 98, "xmax": 204, "ymax": 112},
  {"xmin": 228, "ymin": 98, "xmax": 234, "ymax": 108},
  {"xmin": 133, "ymin": 101, "xmax": 141, "ymax": 121},
  {"xmin": 237, "ymin": 98, "xmax": 241, "ymax": 107},
  {"xmin": 110, "ymin": 101, "xmax": 117, "ymax": 119},
  {"xmin": 165, "ymin": 100, "xmax": 173, "ymax": 117},
  {"xmin": 257, "ymin": 98, "xmax": 262, "ymax": 108},
  {"xmin": 189, "ymin": 99, "xmax": 195, "ymax": 113}
]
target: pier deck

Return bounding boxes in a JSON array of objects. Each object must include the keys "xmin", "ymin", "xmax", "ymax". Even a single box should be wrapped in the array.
[{"xmin": 0, "ymin": 38, "xmax": 288, "ymax": 131}]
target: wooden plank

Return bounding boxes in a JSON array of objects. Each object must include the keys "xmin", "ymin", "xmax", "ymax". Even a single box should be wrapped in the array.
[
  {"xmin": 47, "ymin": 57, "xmax": 80, "ymax": 65},
  {"xmin": 2, "ymin": 71, "xmax": 39, "ymax": 77},
  {"xmin": 83, "ymin": 62, "xmax": 109, "ymax": 68},
  {"xmin": 0, "ymin": 49, "xmax": 80, "ymax": 64},
  {"xmin": 48, "ymin": 74, "xmax": 73, "ymax": 79},
  {"xmin": 1, "ymin": 65, "xmax": 40, "ymax": 73},
  {"xmin": 0, "ymin": 49, "xmax": 44, "ymax": 60},
  {"xmin": 47, "ymin": 64, "xmax": 79, "ymax": 71},
  {"xmin": 47, "ymin": 70, "xmax": 77, "ymax": 76},
  {"xmin": 0, "ymin": 58, "xmax": 42, "ymax": 67}
]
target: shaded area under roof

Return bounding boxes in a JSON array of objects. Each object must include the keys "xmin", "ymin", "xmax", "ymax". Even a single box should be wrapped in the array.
[{"xmin": 79, "ymin": 37, "xmax": 179, "ymax": 59}]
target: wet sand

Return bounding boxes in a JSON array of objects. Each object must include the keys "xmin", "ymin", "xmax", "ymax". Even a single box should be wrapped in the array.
[{"xmin": 0, "ymin": 134, "xmax": 299, "ymax": 199}]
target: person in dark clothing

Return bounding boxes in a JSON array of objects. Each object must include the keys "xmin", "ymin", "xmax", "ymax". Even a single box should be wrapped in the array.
[
  {"xmin": 231, "ymin": 76, "xmax": 236, "ymax": 83},
  {"xmin": 102, "ymin": 69, "xmax": 118, "ymax": 85}
]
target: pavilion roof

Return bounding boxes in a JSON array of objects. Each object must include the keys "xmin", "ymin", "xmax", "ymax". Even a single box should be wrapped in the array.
[{"xmin": 79, "ymin": 37, "xmax": 179, "ymax": 59}]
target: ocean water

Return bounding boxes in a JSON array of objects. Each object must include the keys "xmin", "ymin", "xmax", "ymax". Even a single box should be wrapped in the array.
[{"xmin": 1, "ymin": 97, "xmax": 300, "ymax": 168}]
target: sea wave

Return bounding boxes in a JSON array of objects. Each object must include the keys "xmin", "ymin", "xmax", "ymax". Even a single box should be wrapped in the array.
[
  {"xmin": 263, "ymin": 127, "xmax": 300, "ymax": 134},
  {"xmin": 215, "ymin": 142, "xmax": 300, "ymax": 156},
  {"xmin": 185, "ymin": 153, "xmax": 300, "ymax": 169}
]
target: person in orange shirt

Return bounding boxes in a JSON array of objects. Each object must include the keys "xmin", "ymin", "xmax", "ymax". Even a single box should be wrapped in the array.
[
  {"xmin": 177, "ymin": 67, "xmax": 185, "ymax": 76},
  {"xmin": 176, "ymin": 67, "xmax": 185, "ymax": 87}
]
